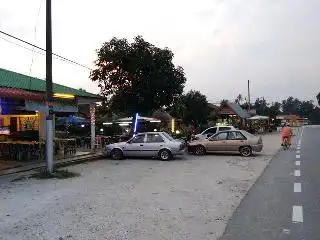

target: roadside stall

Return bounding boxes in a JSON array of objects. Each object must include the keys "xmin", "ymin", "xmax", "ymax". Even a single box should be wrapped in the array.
[
  {"xmin": 0, "ymin": 68, "xmax": 100, "ymax": 169},
  {"xmin": 217, "ymin": 102, "xmax": 251, "ymax": 129},
  {"xmin": 247, "ymin": 115, "xmax": 270, "ymax": 133}
]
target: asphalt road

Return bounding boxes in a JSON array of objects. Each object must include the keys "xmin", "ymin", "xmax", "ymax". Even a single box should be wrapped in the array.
[{"xmin": 221, "ymin": 125, "xmax": 320, "ymax": 240}]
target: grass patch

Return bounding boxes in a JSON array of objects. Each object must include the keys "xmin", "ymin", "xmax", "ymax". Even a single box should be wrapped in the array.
[{"xmin": 32, "ymin": 168, "xmax": 80, "ymax": 179}]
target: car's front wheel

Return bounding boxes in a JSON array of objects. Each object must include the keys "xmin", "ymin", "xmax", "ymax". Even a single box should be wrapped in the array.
[
  {"xmin": 240, "ymin": 146, "xmax": 252, "ymax": 157},
  {"xmin": 194, "ymin": 145, "xmax": 206, "ymax": 156},
  {"xmin": 158, "ymin": 149, "xmax": 172, "ymax": 161},
  {"xmin": 110, "ymin": 149, "xmax": 124, "ymax": 160}
]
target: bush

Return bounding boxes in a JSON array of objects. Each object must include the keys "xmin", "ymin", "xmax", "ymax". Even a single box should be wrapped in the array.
[{"xmin": 171, "ymin": 132, "xmax": 187, "ymax": 140}]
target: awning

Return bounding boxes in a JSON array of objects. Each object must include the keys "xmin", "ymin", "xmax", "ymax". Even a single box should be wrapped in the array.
[
  {"xmin": 248, "ymin": 115, "xmax": 269, "ymax": 120},
  {"xmin": 0, "ymin": 87, "xmax": 43, "ymax": 101}
]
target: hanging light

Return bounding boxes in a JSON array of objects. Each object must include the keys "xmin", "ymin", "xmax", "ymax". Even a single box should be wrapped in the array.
[{"xmin": 171, "ymin": 118, "xmax": 175, "ymax": 133}]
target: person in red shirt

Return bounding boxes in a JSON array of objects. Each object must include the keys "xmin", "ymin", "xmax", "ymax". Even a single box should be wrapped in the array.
[{"xmin": 282, "ymin": 122, "xmax": 293, "ymax": 145}]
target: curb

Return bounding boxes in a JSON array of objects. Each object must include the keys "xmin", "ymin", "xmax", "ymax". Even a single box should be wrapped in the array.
[{"xmin": 0, "ymin": 153, "xmax": 103, "ymax": 177}]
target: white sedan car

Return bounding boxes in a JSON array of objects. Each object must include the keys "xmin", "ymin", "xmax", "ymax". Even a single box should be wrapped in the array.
[
  {"xmin": 103, "ymin": 132, "xmax": 186, "ymax": 160},
  {"xmin": 194, "ymin": 125, "xmax": 236, "ymax": 140}
]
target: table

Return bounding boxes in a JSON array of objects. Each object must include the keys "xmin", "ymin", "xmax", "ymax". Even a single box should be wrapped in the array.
[{"xmin": 54, "ymin": 138, "xmax": 76, "ymax": 156}]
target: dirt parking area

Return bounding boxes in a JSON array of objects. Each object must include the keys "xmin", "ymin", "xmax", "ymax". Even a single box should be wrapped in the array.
[{"xmin": 0, "ymin": 133, "xmax": 281, "ymax": 240}]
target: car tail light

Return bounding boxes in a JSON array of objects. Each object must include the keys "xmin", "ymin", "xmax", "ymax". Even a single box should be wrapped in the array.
[{"xmin": 258, "ymin": 137, "xmax": 262, "ymax": 144}]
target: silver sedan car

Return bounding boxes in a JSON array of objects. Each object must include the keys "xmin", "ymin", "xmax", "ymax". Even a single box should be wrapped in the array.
[{"xmin": 103, "ymin": 132, "xmax": 186, "ymax": 160}]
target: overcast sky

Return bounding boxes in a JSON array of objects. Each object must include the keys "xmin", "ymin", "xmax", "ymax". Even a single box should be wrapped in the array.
[{"xmin": 1, "ymin": 0, "xmax": 320, "ymax": 104}]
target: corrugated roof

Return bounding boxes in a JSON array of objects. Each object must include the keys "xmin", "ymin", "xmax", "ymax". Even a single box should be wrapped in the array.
[
  {"xmin": 0, "ymin": 87, "xmax": 43, "ymax": 101},
  {"xmin": 0, "ymin": 68, "xmax": 99, "ymax": 98},
  {"xmin": 226, "ymin": 102, "xmax": 251, "ymax": 119},
  {"xmin": 219, "ymin": 102, "xmax": 251, "ymax": 119}
]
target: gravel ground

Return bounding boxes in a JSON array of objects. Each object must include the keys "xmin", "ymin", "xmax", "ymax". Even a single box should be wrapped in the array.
[{"xmin": 0, "ymin": 133, "xmax": 281, "ymax": 240}]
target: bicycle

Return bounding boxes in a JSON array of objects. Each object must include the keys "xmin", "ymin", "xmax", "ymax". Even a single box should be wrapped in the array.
[{"xmin": 282, "ymin": 137, "xmax": 290, "ymax": 150}]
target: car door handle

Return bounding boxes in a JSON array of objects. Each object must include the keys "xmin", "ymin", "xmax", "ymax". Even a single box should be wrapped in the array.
[
  {"xmin": 160, "ymin": 145, "xmax": 163, "ymax": 147},
  {"xmin": 140, "ymin": 144, "xmax": 144, "ymax": 146}
]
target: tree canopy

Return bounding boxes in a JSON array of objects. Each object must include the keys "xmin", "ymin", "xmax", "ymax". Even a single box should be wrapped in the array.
[
  {"xmin": 91, "ymin": 36, "xmax": 186, "ymax": 116},
  {"xmin": 234, "ymin": 94, "xmax": 243, "ymax": 104},
  {"xmin": 317, "ymin": 92, "xmax": 320, "ymax": 105},
  {"xmin": 169, "ymin": 90, "xmax": 209, "ymax": 127}
]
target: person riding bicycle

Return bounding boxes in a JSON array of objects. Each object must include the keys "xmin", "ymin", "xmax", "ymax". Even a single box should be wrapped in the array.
[{"xmin": 281, "ymin": 122, "xmax": 293, "ymax": 146}]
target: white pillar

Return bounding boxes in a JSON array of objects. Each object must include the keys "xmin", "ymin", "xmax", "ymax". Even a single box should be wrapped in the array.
[
  {"xmin": 52, "ymin": 114, "xmax": 55, "ymax": 138},
  {"xmin": 90, "ymin": 104, "xmax": 96, "ymax": 152}
]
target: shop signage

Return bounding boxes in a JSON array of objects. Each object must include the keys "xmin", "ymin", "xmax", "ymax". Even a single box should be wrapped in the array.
[{"xmin": 25, "ymin": 100, "xmax": 78, "ymax": 113}]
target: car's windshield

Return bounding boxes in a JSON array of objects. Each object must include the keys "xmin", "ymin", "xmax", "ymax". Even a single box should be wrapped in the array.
[{"xmin": 162, "ymin": 132, "xmax": 174, "ymax": 141}]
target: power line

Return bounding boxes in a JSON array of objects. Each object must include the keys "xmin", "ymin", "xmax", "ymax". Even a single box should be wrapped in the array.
[
  {"xmin": 0, "ymin": 35, "xmax": 89, "ymax": 68},
  {"xmin": 0, "ymin": 30, "xmax": 92, "ymax": 70},
  {"xmin": 0, "ymin": 35, "xmax": 45, "ymax": 56}
]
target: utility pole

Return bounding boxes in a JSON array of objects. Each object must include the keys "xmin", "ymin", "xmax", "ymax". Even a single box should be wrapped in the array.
[
  {"xmin": 46, "ymin": 0, "xmax": 53, "ymax": 172},
  {"xmin": 247, "ymin": 80, "xmax": 251, "ymax": 111}
]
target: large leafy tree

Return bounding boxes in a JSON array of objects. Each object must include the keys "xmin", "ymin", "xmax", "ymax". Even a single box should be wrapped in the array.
[
  {"xmin": 169, "ymin": 96, "xmax": 186, "ymax": 120},
  {"xmin": 281, "ymin": 97, "xmax": 315, "ymax": 118},
  {"xmin": 282, "ymin": 97, "xmax": 301, "ymax": 115},
  {"xmin": 268, "ymin": 102, "xmax": 281, "ymax": 118},
  {"xmin": 177, "ymin": 90, "xmax": 209, "ymax": 127},
  {"xmin": 317, "ymin": 92, "xmax": 320, "ymax": 105},
  {"xmin": 91, "ymin": 36, "xmax": 186, "ymax": 116},
  {"xmin": 297, "ymin": 100, "xmax": 314, "ymax": 118},
  {"xmin": 234, "ymin": 94, "xmax": 243, "ymax": 104},
  {"xmin": 254, "ymin": 97, "xmax": 269, "ymax": 115}
]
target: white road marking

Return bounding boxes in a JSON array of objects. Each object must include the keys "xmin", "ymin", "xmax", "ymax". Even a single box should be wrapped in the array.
[
  {"xmin": 282, "ymin": 229, "xmax": 291, "ymax": 234},
  {"xmin": 295, "ymin": 161, "xmax": 300, "ymax": 166},
  {"xmin": 296, "ymin": 155, "xmax": 300, "ymax": 159},
  {"xmin": 296, "ymin": 150, "xmax": 301, "ymax": 154},
  {"xmin": 292, "ymin": 206, "xmax": 303, "ymax": 222},
  {"xmin": 294, "ymin": 183, "xmax": 302, "ymax": 192},
  {"xmin": 294, "ymin": 170, "xmax": 301, "ymax": 177},
  {"xmin": 300, "ymin": 126, "xmax": 304, "ymax": 138}
]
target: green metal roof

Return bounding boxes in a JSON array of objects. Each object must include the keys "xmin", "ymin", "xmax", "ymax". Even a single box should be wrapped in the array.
[{"xmin": 0, "ymin": 67, "xmax": 99, "ymax": 98}]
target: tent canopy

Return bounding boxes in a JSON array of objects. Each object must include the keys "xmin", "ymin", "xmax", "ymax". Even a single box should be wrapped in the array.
[
  {"xmin": 247, "ymin": 115, "xmax": 269, "ymax": 120},
  {"xmin": 56, "ymin": 115, "xmax": 89, "ymax": 126}
]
